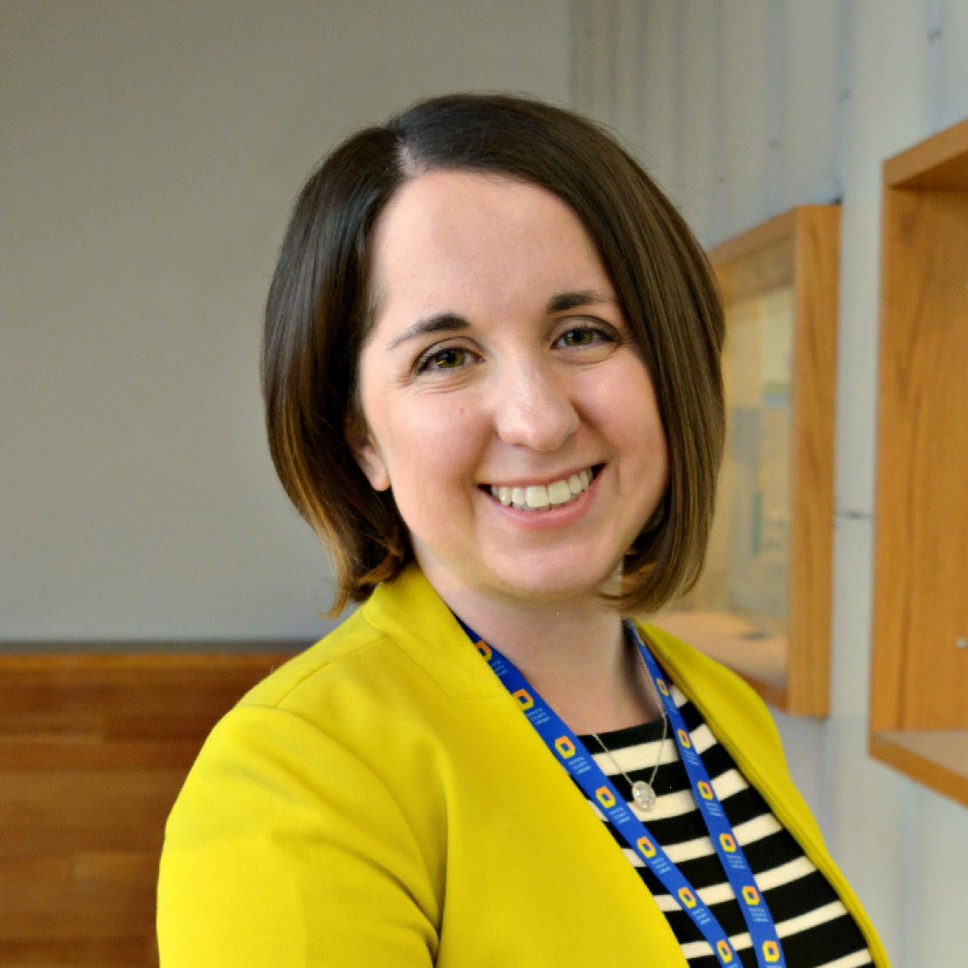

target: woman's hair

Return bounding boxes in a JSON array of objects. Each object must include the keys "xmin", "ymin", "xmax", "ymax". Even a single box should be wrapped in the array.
[{"xmin": 262, "ymin": 92, "xmax": 724, "ymax": 616}]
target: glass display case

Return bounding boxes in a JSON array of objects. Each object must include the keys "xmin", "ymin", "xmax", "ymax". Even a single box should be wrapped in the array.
[{"xmin": 655, "ymin": 206, "xmax": 840, "ymax": 717}]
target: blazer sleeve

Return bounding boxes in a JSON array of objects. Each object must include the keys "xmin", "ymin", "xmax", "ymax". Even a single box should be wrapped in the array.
[{"xmin": 157, "ymin": 704, "xmax": 440, "ymax": 966}]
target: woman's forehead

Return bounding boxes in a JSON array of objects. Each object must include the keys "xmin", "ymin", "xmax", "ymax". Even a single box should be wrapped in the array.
[{"xmin": 367, "ymin": 170, "xmax": 611, "ymax": 316}]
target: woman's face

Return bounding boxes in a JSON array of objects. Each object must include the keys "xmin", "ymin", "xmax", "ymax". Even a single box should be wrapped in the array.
[{"xmin": 352, "ymin": 170, "xmax": 668, "ymax": 614}]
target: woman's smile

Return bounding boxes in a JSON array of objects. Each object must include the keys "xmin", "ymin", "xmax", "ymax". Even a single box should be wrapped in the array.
[
  {"xmin": 351, "ymin": 169, "xmax": 669, "ymax": 612},
  {"xmin": 485, "ymin": 466, "xmax": 597, "ymax": 511}
]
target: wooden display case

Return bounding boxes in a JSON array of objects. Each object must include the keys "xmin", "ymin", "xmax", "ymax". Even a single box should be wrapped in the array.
[
  {"xmin": 655, "ymin": 206, "xmax": 840, "ymax": 717},
  {"xmin": 870, "ymin": 116, "xmax": 968, "ymax": 807}
]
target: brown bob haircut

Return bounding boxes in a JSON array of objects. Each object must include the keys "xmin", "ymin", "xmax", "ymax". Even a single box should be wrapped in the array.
[{"xmin": 263, "ymin": 93, "xmax": 724, "ymax": 616}]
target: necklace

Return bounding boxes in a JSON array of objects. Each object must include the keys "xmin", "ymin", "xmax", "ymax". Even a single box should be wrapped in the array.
[
  {"xmin": 587, "ymin": 708, "xmax": 668, "ymax": 812},
  {"xmin": 572, "ymin": 625, "xmax": 670, "ymax": 812}
]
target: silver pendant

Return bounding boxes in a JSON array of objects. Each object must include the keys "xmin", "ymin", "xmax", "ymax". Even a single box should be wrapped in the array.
[{"xmin": 631, "ymin": 780, "xmax": 657, "ymax": 811}]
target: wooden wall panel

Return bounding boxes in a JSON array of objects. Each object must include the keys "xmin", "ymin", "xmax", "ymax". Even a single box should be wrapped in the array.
[{"xmin": 0, "ymin": 651, "xmax": 300, "ymax": 967}]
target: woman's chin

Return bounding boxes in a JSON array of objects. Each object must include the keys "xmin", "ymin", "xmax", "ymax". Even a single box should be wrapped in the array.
[{"xmin": 450, "ymin": 562, "xmax": 622, "ymax": 612}]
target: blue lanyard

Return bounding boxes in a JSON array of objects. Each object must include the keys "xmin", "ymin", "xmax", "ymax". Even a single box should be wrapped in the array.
[{"xmin": 461, "ymin": 618, "xmax": 786, "ymax": 968}]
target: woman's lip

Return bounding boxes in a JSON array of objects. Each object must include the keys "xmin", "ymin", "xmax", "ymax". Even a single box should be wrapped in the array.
[{"xmin": 480, "ymin": 465, "xmax": 600, "ymax": 491}]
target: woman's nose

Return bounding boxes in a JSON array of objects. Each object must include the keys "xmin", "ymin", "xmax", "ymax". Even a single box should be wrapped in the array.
[{"xmin": 490, "ymin": 362, "xmax": 580, "ymax": 452}]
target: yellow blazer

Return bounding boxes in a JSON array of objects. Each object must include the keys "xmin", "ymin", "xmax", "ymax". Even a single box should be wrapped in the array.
[{"xmin": 158, "ymin": 565, "xmax": 889, "ymax": 966}]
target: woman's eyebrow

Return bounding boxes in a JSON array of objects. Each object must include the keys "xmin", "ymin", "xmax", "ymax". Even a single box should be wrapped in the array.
[
  {"xmin": 387, "ymin": 312, "xmax": 468, "ymax": 350},
  {"xmin": 386, "ymin": 291, "xmax": 615, "ymax": 351},
  {"xmin": 546, "ymin": 289, "xmax": 616, "ymax": 313}
]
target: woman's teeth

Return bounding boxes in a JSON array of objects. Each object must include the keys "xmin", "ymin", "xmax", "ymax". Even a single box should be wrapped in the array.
[{"xmin": 489, "ymin": 469, "xmax": 593, "ymax": 511}]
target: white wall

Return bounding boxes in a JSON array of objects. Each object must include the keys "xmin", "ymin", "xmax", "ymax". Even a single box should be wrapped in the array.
[
  {"xmin": 0, "ymin": 0, "xmax": 570, "ymax": 642},
  {"xmin": 570, "ymin": 1, "xmax": 968, "ymax": 964}
]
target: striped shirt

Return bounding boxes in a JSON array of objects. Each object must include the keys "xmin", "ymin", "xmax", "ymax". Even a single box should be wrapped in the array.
[{"xmin": 577, "ymin": 687, "xmax": 874, "ymax": 968}]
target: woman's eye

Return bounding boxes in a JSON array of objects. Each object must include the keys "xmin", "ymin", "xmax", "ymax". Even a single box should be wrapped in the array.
[
  {"xmin": 557, "ymin": 325, "xmax": 614, "ymax": 349},
  {"xmin": 418, "ymin": 346, "xmax": 468, "ymax": 371},
  {"xmin": 560, "ymin": 328, "xmax": 596, "ymax": 347}
]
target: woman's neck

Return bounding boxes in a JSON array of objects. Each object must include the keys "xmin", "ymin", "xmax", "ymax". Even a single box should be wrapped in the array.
[{"xmin": 437, "ymin": 582, "xmax": 663, "ymax": 733}]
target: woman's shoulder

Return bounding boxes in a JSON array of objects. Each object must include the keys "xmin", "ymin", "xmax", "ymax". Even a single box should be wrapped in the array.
[
  {"xmin": 227, "ymin": 564, "xmax": 503, "ymax": 730},
  {"xmin": 237, "ymin": 606, "xmax": 388, "ymax": 712}
]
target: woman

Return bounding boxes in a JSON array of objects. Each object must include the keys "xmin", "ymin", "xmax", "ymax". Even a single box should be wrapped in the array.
[{"xmin": 158, "ymin": 94, "xmax": 888, "ymax": 967}]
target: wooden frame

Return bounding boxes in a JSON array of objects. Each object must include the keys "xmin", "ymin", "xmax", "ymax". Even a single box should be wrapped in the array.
[
  {"xmin": 870, "ymin": 116, "xmax": 968, "ymax": 807},
  {"xmin": 655, "ymin": 206, "xmax": 840, "ymax": 717}
]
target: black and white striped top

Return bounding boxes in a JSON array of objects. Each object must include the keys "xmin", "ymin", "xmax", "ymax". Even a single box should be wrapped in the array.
[{"xmin": 577, "ymin": 686, "xmax": 874, "ymax": 968}]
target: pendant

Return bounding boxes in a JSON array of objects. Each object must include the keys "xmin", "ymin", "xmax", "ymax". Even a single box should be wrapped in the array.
[{"xmin": 631, "ymin": 780, "xmax": 657, "ymax": 811}]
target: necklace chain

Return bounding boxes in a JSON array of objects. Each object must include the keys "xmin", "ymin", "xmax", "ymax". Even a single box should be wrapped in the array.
[
  {"xmin": 571, "ymin": 625, "xmax": 671, "ymax": 813},
  {"xmin": 588, "ymin": 707, "xmax": 668, "ymax": 812}
]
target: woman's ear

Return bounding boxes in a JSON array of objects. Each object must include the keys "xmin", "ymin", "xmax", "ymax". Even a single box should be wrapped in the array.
[{"xmin": 346, "ymin": 413, "xmax": 391, "ymax": 492}]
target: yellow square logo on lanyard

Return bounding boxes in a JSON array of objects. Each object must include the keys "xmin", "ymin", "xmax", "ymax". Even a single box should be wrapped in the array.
[
  {"xmin": 716, "ymin": 940, "xmax": 735, "ymax": 963},
  {"xmin": 719, "ymin": 833, "xmax": 738, "ymax": 853},
  {"xmin": 475, "ymin": 640, "xmax": 492, "ymax": 661},
  {"xmin": 554, "ymin": 736, "xmax": 576, "ymax": 759},
  {"xmin": 636, "ymin": 836, "xmax": 657, "ymax": 859},
  {"xmin": 595, "ymin": 787, "xmax": 616, "ymax": 809},
  {"xmin": 677, "ymin": 887, "xmax": 698, "ymax": 909},
  {"xmin": 762, "ymin": 941, "xmax": 781, "ymax": 963},
  {"xmin": 513, "ymin": 688, "xmax": 534, "ymax": 710}
]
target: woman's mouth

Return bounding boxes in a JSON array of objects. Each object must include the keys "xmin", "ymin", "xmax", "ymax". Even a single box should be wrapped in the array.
[{"xmin": 486, "ymin": 467, "xmax": 597, "ymax": 511}]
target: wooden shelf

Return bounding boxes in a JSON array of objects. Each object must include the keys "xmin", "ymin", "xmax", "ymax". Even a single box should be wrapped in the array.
[
  {"xmin": 655, "ymin": 206, "xmax": 840, "ymax": 717},
  {"xmin": 651, "ymin": 610, "xmax": 787, "ymax": 709},
  {"xmin": 871, "ymin": 115, "xmax": 968, "ymax": 808},
  {"xmin": 869, "ymin": 730, "xmax": 968, "ymax": 806}
]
